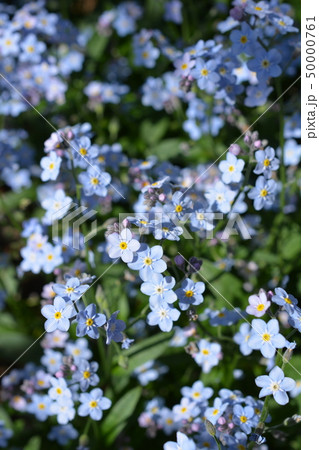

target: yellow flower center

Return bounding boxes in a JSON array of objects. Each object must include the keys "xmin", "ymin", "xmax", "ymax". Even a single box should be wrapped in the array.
[
  {"xmin": 89, "ymin": 400, "xmax": 98, "ymax": 408},
  {"xmin": 142, "ymin": 51, "xmax": 149, "ymax": 59},
  {"xmin": 262, "ymin": 333, "xmax": 271, "ymax": 342},
  {"xmin": 193, "ymin": 392, "xmax": 200, "ymax": 398},
  {"xmin": 175, "ymin": 204, "xmax": 183, "ymax": 213},
  {"xmin": 264, "ymin": 159, "xmax": 270, "ymax": 166},
  {"xmin": 201, "ymin": 68, "xmax": 209, "ymax": 76},
  {"xmin": 49, "ymin": 162, "xmax": 55, "ymax": 170},
  {"xmin": 27, "ymin": 45, "xmax": 34, "ymax": 53},
  {"xmin": 271, "ymin": 382, "xmax": 280, "ymax": 391},
  {"xmin": 91, "ymin": 177, "xmax": 99, "ymax": 185},
  {"xmin": 181, "ymin": 407, "xmax": 188, "ymax": 413},
  {"xmin": 202, "ymin": 349, "xmax": 210, "ymax": 355},
  {"xmin": 228, "ymin": 165, "xmax": 235, "ymax": 172},
  {"xmin": 240, "ymin": 415, "xmax": 247, "ymax": 423},
  {"xmin": 37, "ymin": 380, "xmax": 45, "ymax": 386},
  {"xmin": 255, "ymin": 6, "xmax": 263, "ymax": 11},
  {"xmin": 144, "ymin": 257, "xmax": 153, "ymax": 266},
  {"xmin": 56, "ymin": 388, "xmax": 62, "ymax": 394},
  {"xmin": 284, "ymin": 297, "xmax": 292, "ymax": 304},
  {"xmin": 86, "ymin": 318, "xmax": 94, "ymax": 326},
  {"xmin": 54, "ymin": 311, "xmax": 62, "ymax": 320},
  {"xmin": 38, "ymin": 403, "xmax": 45, "ymax": 410},
  {"xmin": 262, "ymin": 59, "xmax": 270, "ymax": 68},
  {"xmin": 181, "ymin": 63, "xmax": 188, "ymax": 70},
  {"xmin": 83, "ymin": 371, "xmax": 91, "ymax": 379},
  {"xmin": 119, "ymin": 242, "xmax": 128, "ymax": 250},
  {"xmin": 166, "ymin": 418, "xmax": 173, "ymax": 425},
  {"xmin": 257, "ymin": 304, "xmax": 265, "ymax": 311},
  {"xmin": 240, "ymin": 36, "xmax": 248, "ymax": 44},
  {"xmin": 79, "ymin": 147, "xmax": 87, "ymax": 156},
  {"xmin": 260, "ymin": 189, "xmax": 268, "ymax": 197},
  {"xmin": 185, "ymin": 290, "xmax": 194, "ymax": 298},
  {"xmin": 66, "ymin": 287, "xmax": 74, "ymax": 293},
  {"xmin": 47, "ymin": 254, "xmax": 53, "ymax": 260},
  {"xmin": 212, "ymin": 409, "xmax": 219, "ymax": 415},
  {"xmin": 218, "ymin": 312, "xmax": 225, "ymax": 317}
]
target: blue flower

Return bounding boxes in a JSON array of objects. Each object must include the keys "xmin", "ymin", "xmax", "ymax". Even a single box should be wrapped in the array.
[
  {"xmin": 48, "ymin": 424, "xmax": 78, "ymax": 446},
  {"xmin": 78, "ymin": 388, "xmax": 111, "ymax": 420},
  {"xmin": 272, "ymin": 287, "xmax": 298, "ymax": 313},
  {"xmin": 205, "ymin": 181, "xmax": 237, "ymax": 214},
  {"xmin": 147, "ymin": 299, "xmax": 180, "ymax": 332},
  {"xmin": 245, "ymin": 83, "xmax": 273, "ymax": 107},
  {"xmin": 78, "ymin": 165, "xmax": 111, "ymax": 197},
  {"xmin": 233, "ymin": 404, "xmax": 255, "ymax": 433},
  {"xmin": 107, "ymin": 228, "xmax": 140, "ymax": 263},
  {"xmin": 181, "ymin": 380, "xmax": 213, "ymax": 403},
  {"xmin": 20, "ymin": 33, "xmax": 46, "ymax": 63},
  {"xmin": 281, "ymin": 139, "xmax": 301, "ymax": 166},
  {"xmin": 134, "ymin": 41, "xmax": 160, "ymax": 68},
  {"xmin": 194, "ymin": 339, "xmax": 221, "ymax": 373},
  {"xmin": 128, "ymin": 244, "xmax": 167, "ymax": 280},
  {"xmin": 27, "ymin": 394, "xmax": 52, "ymax": 421},
  {"xmin": 191, "ymin": 58, "xmax": 219, "ymax": 90},
  {"xmin": 247, "ymin": 48, "xmax": 282, "ymax": 83},
  {"xmin": 288, "ymin": 306, "xmax": 301, "ymax": 332},
  {"xmin": 218, "ymin": 152, "xmax": 244, "ymax": 184},
  {"xmin": 234, "ymin": 323, "xmax": 253, "ymax": 356},
  {"xmin": 41, "ymin": 296, "xmax": 76, "ymax": 332},
  {"xmin": 164, "ymin": 431, "xmax": 196, "ymax": 450},
  {"xmin": 76, "ymin": 304, "xmax": 107, "ymax": 339},
  {"xmin": 176, "ymin": 278, "xmax": 205, "ymax": 311},
  {"xmin": 248, "ymin": 175, "xmax": 276, "ymax": 210},
  {"xmin": 255, "ymin": 366, "xmax": 296, "ymax": 405},
  {"xmin": 0, "ymin": 421, "xmax": 13, "ymax": 448},
  {"xmin": 73, "ymin": 359, "xmax": 99, "ymax": 392},
  {"xmin": 40, "ymin": 151, "xmax": 62, "ymax": 182},
  {"xmin": 204, "ymin": 397, "xmax": 228, "ymax": 424},
  {"xmin": 164, "ymin": 191, "xmax": 192, "ymax": 220},
  {"xmin": 105, "ymin": 310, "xmax": 126, "ymax": 344},
  {"xmin": 48, "ymin": 377, "xmax": 72, "ymax": 400},
  {"xmin": 164, "ymin": 0, "xmax": 183, "ymax": 24},
  {"xmin": 254, "ymin": 147, "xmax": 280, "ymax": 178},
  {"xmin": 140, "ymin": 272, "xmax": 177, "ymax": 304},
  {"xmin": 248, "ymin": 318, "xmax": 286, "ymax": 358},
  {"xmin": 230, "ymin": 22, "xmax": 258, "ymax": 55},
  {"xmin": 50, "ymin": 397, "xmax": 75, "ymax": 424},
  {"xmin": 133, "ymin": 360, "xmax": 168, "ymax": 386},
  {"xmin": 53, "ymin": 277, "xmax": 89, "ymax": 301}
]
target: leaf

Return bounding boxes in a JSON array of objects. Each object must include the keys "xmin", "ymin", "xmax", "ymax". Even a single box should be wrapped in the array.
[
  {"xmin": 87, "ymin": 32, "xmax": 108, "ymax": 60},
  {"xmin": 150, "ymin": 139, "xmax": 182, "ymax": 161},
  {"xmin": 24, "ymin": 436, "xmax": 41, "ymax": 450},
  {"xmin": 102, "ymin": 386, "xmax": 142, "ymax": 443},
  {"xmin": 140, "ymin": 119, "xmax": 169, "ymax": 146}
]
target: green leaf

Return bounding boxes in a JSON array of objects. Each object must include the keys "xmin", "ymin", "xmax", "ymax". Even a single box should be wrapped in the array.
[
  {"xmin": 102, "ymin": 386, "xmax": 142, "ymax": 443},
  {"xmin": 24, "ymin": 436, "xmax": 41, "ymax": 450},
  {"xmin": 150, "ymin": 138, "xmax": 182, "ymax": 161},
  {"xmin": 140, "ymin": 119, "xmax": 169, "ymax": 146},
  {"xmin": 87, "ymin": 32, "xmax": 108, "ymax": 60}
]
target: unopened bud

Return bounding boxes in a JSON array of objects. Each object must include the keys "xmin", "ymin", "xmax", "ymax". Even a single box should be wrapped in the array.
[
  {"xmin": 284, "ymin": 414, "xmax": 301, "ymax": 426},
  {"xmin": 204, "ymin": 419, "xmax": 216, "ymax": 436}
]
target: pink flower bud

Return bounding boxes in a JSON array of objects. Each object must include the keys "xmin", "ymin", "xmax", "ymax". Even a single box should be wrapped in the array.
[{"xmin": 229, "ymin": 143, "xmax": 241, "ymax": 155}]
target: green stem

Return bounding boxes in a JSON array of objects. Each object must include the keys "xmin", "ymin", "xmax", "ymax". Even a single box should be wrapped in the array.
[
  {"xmin": 276, "ymin": 79, "xmax": 286, "ymax": 213},
  {"xmin": 126, "ymin": 304, "xmax": 150, "ymax": 331}
]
